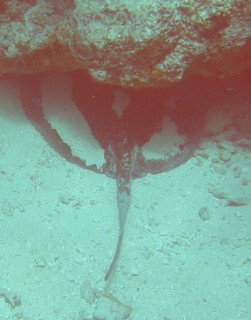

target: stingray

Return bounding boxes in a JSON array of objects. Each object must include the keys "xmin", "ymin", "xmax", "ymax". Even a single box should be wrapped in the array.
[{"xmin": 18, "ymin": 72, "xmax": 205, "ymax": 281}]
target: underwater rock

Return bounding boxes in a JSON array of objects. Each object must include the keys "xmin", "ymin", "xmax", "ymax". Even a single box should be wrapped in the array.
[
  {"xmin": 208, "ymin": 178, "xmax": 251, "ymax": 206},
  {"xmin": 0, "ymin": 0, "xmax": 251, "ymax": 87}
]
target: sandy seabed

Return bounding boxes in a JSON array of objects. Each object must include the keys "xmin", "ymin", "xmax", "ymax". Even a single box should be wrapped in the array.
[{"xmin": 0, "ymin": 74, "xmax": 250, "ymax": 320}]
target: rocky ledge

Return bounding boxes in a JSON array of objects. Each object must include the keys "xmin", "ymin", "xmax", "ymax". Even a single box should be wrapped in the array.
[{"xmin": 0, "ymin": 0, "xmax": 251, "ymax": 87}]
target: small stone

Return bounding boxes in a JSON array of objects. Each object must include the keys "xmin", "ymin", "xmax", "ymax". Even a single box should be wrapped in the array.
[
  {"xmin": 219, "ymin": 149, "xmax": 231, "ymax": 162},
  {"xmin": 198, "ymin": 207, "xmax": 211, "ymax": 221},
  {"xmin": 94, "ymin": 296, "xmax": 131, "ymax": 320},
  {"xmin": 244, "ymin": 276, "xmax": 251, "ymax": 286},
  {"xmin": 127, "ymin": 266, "xmax": 139, "ymax": 277},
  {"xmin": 80, "ymin": 280, "xmax": 96, "ymax": 304},
  {"xmin": 208, "ymin": 187, "xmax": 227, "ymax": 200}
]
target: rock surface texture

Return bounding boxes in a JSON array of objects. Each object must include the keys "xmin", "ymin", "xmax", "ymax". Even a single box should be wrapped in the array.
[{"xmin": 0, "ymin": 0, "xmax": 251, "ymax": 87}]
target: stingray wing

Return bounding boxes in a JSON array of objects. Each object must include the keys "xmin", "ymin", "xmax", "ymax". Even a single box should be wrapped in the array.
[
  {"xmin": 19, "ymin": 74, "xmax": 104, "ymax": 175},
  {"xmin": 132, "ymin": 110, "xmax": 204, "ymax": 178},
  {"xmin": 133, "ymin": 140, "xmax": 197, "ymax": 178}
]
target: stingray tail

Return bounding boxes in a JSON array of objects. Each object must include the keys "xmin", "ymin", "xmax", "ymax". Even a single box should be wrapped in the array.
[
  {"xmin": 105, "ymin": 233, "xmax": 124, "ymax": 281},
  {"xmin": 105, "ymin": 156, "xmax": 132, "ymax": 280}
]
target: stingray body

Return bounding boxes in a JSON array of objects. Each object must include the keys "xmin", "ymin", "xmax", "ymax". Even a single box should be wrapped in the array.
[{"xmin": 19, "ymin": 72, "xmax": 205, "ymax": 280}]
